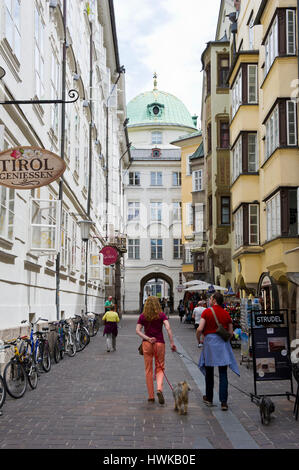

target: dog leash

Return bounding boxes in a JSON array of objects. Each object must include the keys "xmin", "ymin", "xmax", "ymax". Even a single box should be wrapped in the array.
[
  {"xmin": 174, "ymin": 349, "xmax": 253, "ymax": 399},
  {"xmin": 153, "ymin": 343, "xmax": 174, "ymax": 392}
]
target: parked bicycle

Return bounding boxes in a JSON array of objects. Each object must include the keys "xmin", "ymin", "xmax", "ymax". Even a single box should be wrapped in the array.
[
  {"xmin": 49, "ymin": 321, "xmax": 65, "ymax": 363},
  {"xmin": 61, "ymin": 320, "xmax": 76, "ymax": 357},
  {"xmin": 21, "ymin": 318, "xmax": 51, "ymax": 373},
  {"xmin": 73, "ymin": 314, "xmax": 90, "ymax": 352},
  {"xmin": 0, "ymin": 344, "xmax": 10, "ymax": 411},
  {"xmin": 3, "ymin": 336, "xmax": 38, "ymax": 399},
  {"xmin": 86, "ymin": 312, "xmax": 101, "ymax": 337}
]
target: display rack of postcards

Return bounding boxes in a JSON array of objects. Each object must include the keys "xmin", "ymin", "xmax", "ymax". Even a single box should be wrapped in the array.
[
  {"xmin": 239, "ymin": 298, "xmax": 253, "ymax": 368},
  {"xmin": 226, "ymin": 301, "xmax": 241, "ymax": 349}
]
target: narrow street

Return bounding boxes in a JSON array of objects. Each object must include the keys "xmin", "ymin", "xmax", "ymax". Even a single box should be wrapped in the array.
[{"xmin": 0, "ymin": 315, "xmax": 298, "ymax": 450}]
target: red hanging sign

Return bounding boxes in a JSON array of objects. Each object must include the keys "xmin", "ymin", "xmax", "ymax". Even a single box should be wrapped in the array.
[{"xmin": 100, "ymin": 246, "xmax": 119, "ymax": 266}]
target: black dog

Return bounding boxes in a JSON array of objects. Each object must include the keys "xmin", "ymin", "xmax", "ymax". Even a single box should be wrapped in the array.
[{"xmin": 259, "ymin": 397, "xmax": 275, "ymax": 425}]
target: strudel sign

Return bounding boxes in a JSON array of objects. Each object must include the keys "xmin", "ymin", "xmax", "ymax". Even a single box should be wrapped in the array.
[{"xmin": 0, "ymin": 146, "xmax": 66, "ymax": 189}]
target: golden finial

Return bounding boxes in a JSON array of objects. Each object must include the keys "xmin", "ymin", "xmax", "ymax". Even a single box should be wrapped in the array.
[{"xmin": 153, "ymin": 72, "xmax": 158, "ymax": 90}]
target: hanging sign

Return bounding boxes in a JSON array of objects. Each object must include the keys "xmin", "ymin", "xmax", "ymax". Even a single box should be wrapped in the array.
[
  {"xmin": 100, "ymin": 246, "xmax": 119, "ymax": 266},
  {"xmin": 0, "ymin": 146, "xmax": 66, "ymax": 190}
]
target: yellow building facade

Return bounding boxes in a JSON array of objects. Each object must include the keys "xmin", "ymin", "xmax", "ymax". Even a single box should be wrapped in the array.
[
  {"xmin": 172, "ymin": 131, "xmax": 203, "ymax": 281},
  {"xmin": 229, "ymin": 0, "xmax": 299, "ymax": 339}
]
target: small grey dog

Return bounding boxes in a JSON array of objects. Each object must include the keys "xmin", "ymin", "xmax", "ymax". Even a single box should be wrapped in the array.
[{"xmin": 172, "ymin": 381, "xmax": 191, "ymax": 415}]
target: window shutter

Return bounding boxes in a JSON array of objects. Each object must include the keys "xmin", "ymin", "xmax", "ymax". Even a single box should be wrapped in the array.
[
  {"xmin": 279, "ymin": 100, "xmax": 286, "ymax": 147},
  {"xmin": 278, "ymin": 9, "xmax": 287, "ymax": 56},
  {"xmin": 287, "ymin": 9, "xmax": 296, "ymax": 55},
  {"xmin": 281, "ymin": 189, "xmax": 289, "ymax": 236},
  {"xmin": 242, "ymin": 64, "xmax": 248, "ymax": 103},
  {"xmin": 242, "ymin": 133, "xmax": 248, "ymax": 172}
]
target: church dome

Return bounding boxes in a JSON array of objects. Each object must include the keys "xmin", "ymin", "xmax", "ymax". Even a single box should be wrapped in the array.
[{"xmin": 127, "ymin": 85, "xmax": 197, "ymax": 130}]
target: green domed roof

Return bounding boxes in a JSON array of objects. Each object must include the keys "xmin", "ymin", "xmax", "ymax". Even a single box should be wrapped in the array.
[{"xmin": 127, "ymin": 89, "xmax": 197, "ymax": 130}]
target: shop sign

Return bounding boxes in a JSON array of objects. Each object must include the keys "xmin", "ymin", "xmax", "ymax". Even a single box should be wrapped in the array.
[
  {"xmin": 0, "ymin": 146, "xmax": 66, "ymax": 190},
  {"xmin": 255, "ymin": 313, "xmax": 285, "ymax": 326},
  {"xmin": 100, "ymin": 246, "xmax": 119, "ymax": 266}
]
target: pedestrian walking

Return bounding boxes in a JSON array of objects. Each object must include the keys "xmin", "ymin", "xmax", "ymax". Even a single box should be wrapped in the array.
[
  {"xmin": 136, "ymin": 296, "xmax": 176, "ymax": 404},
  {"xmin": 102, "ymin": 304, "xmax": 119, "ymax": 352},
  {"xmin": 164, "ymin": 298, "xmax": 170, "ymax": 318},
  {"xmin": 178, "ymin": 299, "xmax": 185, "ymax": 323},
  {"xmin": 192, "ymin": 301, "xmax": 206, "ymax": 330},
  {"xmin": 104, "ymin": 295, "xmax": 113, "ymax": 312},
  {"xmin": 196, "ymin": 292, "xmax": 240, "ymax": 411}
]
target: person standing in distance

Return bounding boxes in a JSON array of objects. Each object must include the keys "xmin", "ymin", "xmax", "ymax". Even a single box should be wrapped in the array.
[
  {"xmin": 196, "ymin": 292, "xmax": 240, "ymax": 411},
  {"xmin": 102, "ymin": 304, "xmax": 119, "ymax": 352}
]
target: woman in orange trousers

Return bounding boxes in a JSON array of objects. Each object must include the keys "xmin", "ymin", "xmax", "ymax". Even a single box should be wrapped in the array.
[{"xmin": 136, "ymin": 296, "xmax": 176, "ymax": 404}]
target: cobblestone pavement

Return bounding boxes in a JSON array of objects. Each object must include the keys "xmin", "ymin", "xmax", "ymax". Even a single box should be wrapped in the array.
[{"xmin": 0, "ymin": 315, "xmax": 298, "ymax": 450}]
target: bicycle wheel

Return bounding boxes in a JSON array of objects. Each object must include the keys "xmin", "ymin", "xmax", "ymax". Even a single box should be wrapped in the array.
[
  {"xmin": 0, "ymin": 374, "xmax": 6, "ymax": 409},
  {"xmin": 75, "ymin": 330, "xmax": 84, "ymax": 352},
  {"xmin": 54, "ymin": 338, "xmax": 60, "ymax": 363},
  {"xmin": 80, "ymin": 328, "xmax": 90, "ymax": 350},
  {"xmin": 4, "ymin": 359, "xmax": 27, "ymax": 399},
  {"xmin": 66, "ymin": 333, "xmax": 76, "ymax": 357},
  {"xmin": 42, "ymin": 341, "xmax": 51, "ymax": 372},
  {"xmin": 60, "ymin": 336, "xmax": 65, "ymax": 360},
  {"xmin": 25, "ymin": 355, "xmax": 38, "ymax": 390},
  {"xmin": 88, "ymin": 320, "xmax": 96, "ymax": 337}
]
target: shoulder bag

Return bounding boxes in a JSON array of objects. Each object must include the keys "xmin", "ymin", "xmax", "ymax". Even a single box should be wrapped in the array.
[{"xmin": 210, "ymin": 307, "xmax": 231, "ymax": 342}]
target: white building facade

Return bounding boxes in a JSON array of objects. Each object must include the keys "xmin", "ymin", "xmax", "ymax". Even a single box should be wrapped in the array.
[
  {"xmin": 124, "ymin": 81, "xmax": 198, "ymax": 313},
  {"xmin": 0, "ymin": 0, "xmax": 129, "ymax": 337}
]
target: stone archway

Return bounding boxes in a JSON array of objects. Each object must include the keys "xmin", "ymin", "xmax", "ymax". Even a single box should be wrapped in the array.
[{"xmin": 139, "ymin": 272, "xmax": 174, "ymax": 313}]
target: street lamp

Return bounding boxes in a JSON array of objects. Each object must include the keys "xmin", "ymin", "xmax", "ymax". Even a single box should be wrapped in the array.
[{"xmin": 78, "ymin": 219, "xmax": 94, "ymax": 242}]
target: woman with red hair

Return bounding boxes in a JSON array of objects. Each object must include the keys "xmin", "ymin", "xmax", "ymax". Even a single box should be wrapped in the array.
[{"xmin": 136, "ymin": 296, "xmax": 176, "ymax": 404}]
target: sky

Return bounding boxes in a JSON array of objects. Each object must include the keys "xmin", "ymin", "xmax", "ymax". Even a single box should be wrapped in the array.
[{"xmin": 113, "ymin": 0, "xmax": 222, "ymax": 124}]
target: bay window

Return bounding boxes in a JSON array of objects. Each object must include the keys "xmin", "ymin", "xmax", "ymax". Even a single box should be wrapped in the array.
[{"xmin": 5, "ymin": 0, "xmax": 21, "ymax": 61}]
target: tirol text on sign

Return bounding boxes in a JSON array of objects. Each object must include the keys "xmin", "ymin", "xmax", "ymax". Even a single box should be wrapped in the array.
[{"xmin": 0, "ymin": 146, "xmax": 66, "ymax": 190}]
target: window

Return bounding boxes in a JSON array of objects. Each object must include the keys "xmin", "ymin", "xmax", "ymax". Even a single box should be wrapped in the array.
[
  {"xmin": 232, "ymin": 135, "xmax": 242, "ymax": 182},
  {"xmin": 150, "ymin": 202, "xmax": 162, "ymax": 221},
  {"xmin": 128, "ymin": 239, "xmax": 140, "ymax": 259},
  {"xmin": 186, "ymin": 202, "xmax": 193, "ymax": 226},
  {"xmin": 248, "ymin": 134, "xmax": 258, "ymax": 172},
  {"xmin": 185, "ymin": 247, "xmax": 193, "ymax": 264},
  {"xmin": 221, "ymin": 197, "xmax": 230, "ymax": 225},
  {"xmin": 89, "ymin": 241, "xmax": 102, "ymax": 280},
  {"xmin": 234, "ymin": 206, "xmax": 243, "ymax": 249},
  {"xmin": 194, "ymin": 203, "xmax": 204, "ymax": 233},
  {"xmin": 173, "ymin": 239, "xmax": 183, "ymax": 259},
  {"xmin": 232, "ymin": 132, "xmax": 258, "ymax": 182},
  {"xmin": 152, "ymin": 131, "xmax": 162, "ymax": 145},
  {"xmin": 264, "ymin": 17, "xmax": 278, "ymax": 76},
  {"xmin": 61, "ymin": 209, "xmax": 69, "ymax": 267},
  {"xmin": 195, "ymin": 252, "xmax": 205, "ymax": 273},
  {"xmin": 34, "ymin": 5, "xmax": 45, "ymax": 98},
  {"xmin": 219, "ymin": 121, "xmax": 230, "ymax": 149},
  {"xmin": 128, "ymin": 202, "xmax": 140, "ymax": 221},
  {"xmin": 50, "ymin": 48, "xmax": 60, "ymax": 135},
  {"xmin": 266, "ymin": 192, "xmax": 281, "ymax": 241},
  {"xmin": 172, "ymin": 171, "xmax": 181, "ymax": 186},
  {"xmin": 5, "ymin": 0, "xmax": 21, "ymax": 60},
  {"xmin": 74, "ymin": 114, "xmax": 80, "ymax": 175},
  {"xmin": 151, "ymin": 239, "xmax": 162, "ymax": 259},
  {"xmin": 248, "ymin": 17, "xmax": 254, "ymax": 50},
  {"xmin": 186, "ymin": 155, "xmax": 192, "ymax": 176},
  {"xmin": 287, "ymin": 100, "xmax": 297, "ymax": 146},
  {"xmin": 207, "ymin": 123, "xmax": 212, "ymax": 153},
  {"xmin": 150, "ymin": 171, "xmax": 162, "ymax": 186},
  {"xmin": 192, "ymin": 170, "xmax": 203, "ymax": 191},
  {"xmin": 129, "ymin": 172, "xmax": 140, "ymax": 186},
  {"xmin": 172, "ymin": 202, "xmax": 182, "ymax": 221},
  {"xmin": 287, "ymin": 9, "xmax": 296, "ymax": 55},
  {"xmin": 265, "ymin": 105, "xmax": 279, "ymax": 160},
  {"xmin": 218, "ymin": 55, "xmax": 229, "ymax": 88},
  {"xmin": 232, "ymin": 69, "xmax": 242, "ymax": 117},
  {"xmin": 206, "ymin": 63, "xmax": 211, "ymax": 95},
  {"xmin": 152, "ymin": 149, "xmax": 161, "ymax": 158},
  {"xmin": 248, "ymin": 65, "xmax": 258, "ymax": 103},
  {"xmin": 70, "ymin": 218, "xmax": 77, "ymax": 272},
  {"xmin": 0, "ymin": 187, "xmax": 14, "ymax": 241},
  {"xmin": 249, "ymin": 204, "xmax": 259, "ymax": 245}
]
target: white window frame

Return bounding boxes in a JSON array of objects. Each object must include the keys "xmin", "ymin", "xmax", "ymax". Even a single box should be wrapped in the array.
[
  {"xmin": 287, "ymin": 100, "xmax": 297, "ymax": 146},
  {"xmin": 232, "ymin": 68, "xmax": 242, "ymax": 118},
  {"xmin": 152, "ymin": 131, "xmax": 162, "ymax": 145},
  {"xmin": 249, "ymin": 204, "xmax": 259, "ymax": 245},
  {"xmin": 192, "ymin": 170, "xmax": 203, "ymax": 191},
  {"xmin": 185, "ymin": 247, "xmax": 193, "ymax": 264},
  {"xmin": 5, "ymin": 0, "xmax": 21, "ymax": 60},
  {"xmin": 232, "ymin": 135, "xmax": 242, "ymax": 182},
  {"xmin": 265, "ymin": 105, "xmax": 279, "ymax": 160},
  {"xmin": 172, "ymin": 171, "xmax": 181, "ymax": 186},
  {"xmin": 173, "ymin": 238, "xmax": 182, "ymax": 259},
  {"xmin": 248, "ymin": 133, "xmax": 258, "ymax": 172},
  {"xmin": 150, "ymin": 171, "xmax": 163, "ymax": 186},
  {"xmin": 172, "ymin": 201, "xmax": 182, "ymax": 221},
  {"xmin": 129, "ymin": 171, "xmax": 140, "ymax": 186},
  {"xmin": 266, "ymin": 192, "xmax": 281, "ymax": 241},
  {"xmin": 34, "ymin": 5, "xmax": 45, "ymax": 98},
  {"xmin": 248, "ymin": 65, "xmax": 258, "ymax": 104},
  {"xmin": 194, "ymin": 203, "xmax": 204, "ymax": 233},
  {"xmin": 128, "ymin": 239, "xmax": 140, "ymax": 259},
  {"xmin": 127, "ymin": 201, "xmax": 140, "ymax": 221},
  {"xmin": 0, "ymin": 186, "xmax": 15, "ymax": 242},
  {"xmin": 29, "ymin": 198, "xmax": 61, "ymax": 254},
  {"xmin": 264, "ymin": 16, "xmax": 278, "ymax": 77},
  {"xmin": 186, "ymin": 202, "xmax": 193, "ymax": 226},
  {"xmin": 150, "ymin": 202, "xmax": 162, "ymax": 221},
  {"xmin": 151, "ymin": 239, "xmax": 163, "ymax": 260},
  {"xmin": 287, "ymin": 9, "xmax": 296, "ymax": 55},
  {"xmin": 234, "ymin": 206, "xmax": 243, "ymax": 249}
]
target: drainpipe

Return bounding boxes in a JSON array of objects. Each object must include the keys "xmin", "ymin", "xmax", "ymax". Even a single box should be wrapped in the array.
[{"xmin": 55, "ymin": 0, "xmax": 67, "ymax": 321}]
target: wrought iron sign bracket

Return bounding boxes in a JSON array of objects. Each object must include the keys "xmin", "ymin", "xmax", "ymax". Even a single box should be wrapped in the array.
[{"xmin": 0, "ymin": 89, "xmax": 80, "ymax": 106}]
